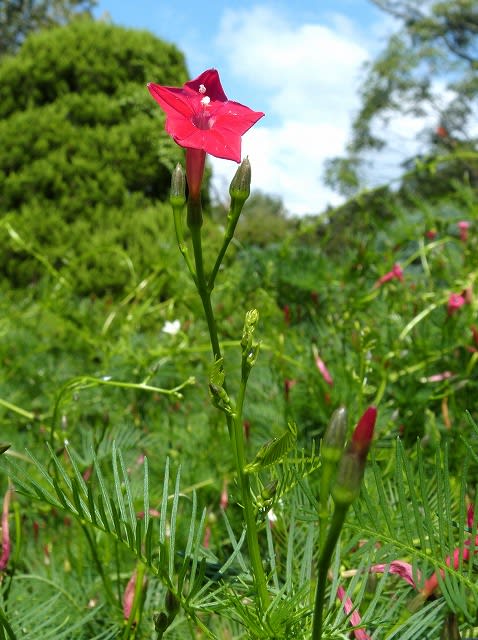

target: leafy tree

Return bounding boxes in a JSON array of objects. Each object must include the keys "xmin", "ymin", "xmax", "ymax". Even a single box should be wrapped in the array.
[
  {"xmin": 325, "ymin": 0, "xmax": 478, "ymax": 196},
  {"xmin": 0, "ymin": 0, "xmax": 97, "ymax": 56},
  {"xmin": 0, "ymin": 20, "xmax": 192, "ymax": 293}
]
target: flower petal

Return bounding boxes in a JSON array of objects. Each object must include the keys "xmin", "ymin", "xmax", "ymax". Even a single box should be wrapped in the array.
[
  {"xmin": 185, "ymin": 68, "xmax": 228, "ymax": 102},
  {"xmin": 147, "ymin": 69, "xmax": 264, "ymax": 161}
]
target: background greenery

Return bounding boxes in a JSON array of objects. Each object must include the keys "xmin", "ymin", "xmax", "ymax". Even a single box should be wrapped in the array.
[{"xmin": 0, "ymin": 2, "xmax": 477, "ymax": 638}]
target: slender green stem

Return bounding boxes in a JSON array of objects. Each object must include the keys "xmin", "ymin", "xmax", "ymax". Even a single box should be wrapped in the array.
[
  {"xmin": 188, "ymin": 216, "xmax": 221, "ymax": 360},
  {"xmin": 172, "ymin": 202, "xmax": 196, "ymax": 282},
  {"xmin": 187, "ymin": 198, "xmax": 269, "ymax": 611},
  {"xmin": 208, "ymin": 199, "xmax": 244, "ymax": 290},
  {"xmin": 233, "ymin": 379, "xmax": 269, "ymax": 609},
  {"xmin": 318, "ymin": 465, "xmax": 333, "ymax": 553},
  {"xmin": 312, "ymin": 503, "xmax": 348, "ymax": 640}
]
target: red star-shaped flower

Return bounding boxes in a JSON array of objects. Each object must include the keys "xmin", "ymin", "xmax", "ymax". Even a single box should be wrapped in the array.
[{"xmin": 147, "ymin": 69, "xmax": 264, "ymax": 163}]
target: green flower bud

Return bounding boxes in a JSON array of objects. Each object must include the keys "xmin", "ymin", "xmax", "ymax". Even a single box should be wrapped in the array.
[
  {"xmin": 241, "ymin": 309, "xmax": 259, "ymax": 351},
  {"xmin": 321, "ymin": 406, "xmax": 347, "ymax": 464},
  {"xmin": 331, "ymin": 451, "xmax": 364, "ymax": 506},
  {"xmin": 165, "ymin": 589, "xmax": 180, "ymax": 617},
  {"xmin": 170, "ymin": 163, "xmax": 186, "ymax": 207},
  {"xmin": 229, "ymin": 157, "xmax": 251, "ymax": 203},
  {"xmin": 153, "ymin": 611, "xmax": 169, "ymax": 633},
  {"xmin": 261, "ymin": 480, "xmax": 278, "ymax": 501}
]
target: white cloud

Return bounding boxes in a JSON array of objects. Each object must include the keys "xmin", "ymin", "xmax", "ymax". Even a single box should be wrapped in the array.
[
  {"xmin": 211, "ymin": 5, "xmax": 372, "ymax": 215},
  {"xmin": 210, "ymin": 121, "xmax": 345, "ymax": 215}
]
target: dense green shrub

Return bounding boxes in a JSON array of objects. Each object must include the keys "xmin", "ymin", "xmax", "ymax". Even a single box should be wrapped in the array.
[{"xmin": 0, "ymin": 19, "xmax": 191, "ymax": 294}]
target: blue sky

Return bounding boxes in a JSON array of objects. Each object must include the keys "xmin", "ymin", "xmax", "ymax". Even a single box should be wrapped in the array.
[{"xmin": 94, "ymin": 1, "xmax": 411, "ymax": 215}]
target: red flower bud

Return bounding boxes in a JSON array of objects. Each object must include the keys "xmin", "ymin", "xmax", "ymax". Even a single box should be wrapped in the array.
[
  {"xmin": 351, "ymin": 406, "xmax": 377, "ymax": 457},
  {"xmin": 332, "ymin": 407, "xmax": 377, "ymax": 507}
]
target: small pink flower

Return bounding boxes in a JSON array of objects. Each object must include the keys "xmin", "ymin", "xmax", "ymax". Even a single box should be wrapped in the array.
[
  {"xmin": 467, "ymin": 503, "xmax": 474, "ymax": 529},
  {"xmin": 371, "ymin": 560, "xmax": 420, "ymax": 589},
  {"xmin": 423, "ymin": 371, "xmax": 454, "ymax": 383},
  {"xmin": 418, "ymin": 503, "xmax": 478, "ymax": 602},
  {"xmin": 123, "ymin": 569, "xmax": 147, "ymax": 620},
  {"xmin": 447, "ymin": 293, "xmax": 466, "ymax": 316},
  {"xmin": 315, "ymin": 355, "xmax": 333, "ymax": 386},
  {"xmin": 425, "ymin": 229, "xmax": 437, "ymax": 240},
  {"xmin": 458, "ymin": 221, "xmax": 470, "ymax": 242},
  {"xmin": 123, "ymin": 570, "xmax": 137, "ymax": 620},
  {"xmin": 375, "ymin": 263, "xmax": 404, "ymax": 288},
  {"xmin": 136, "ymin": 508, "xmax": 161, "ymax": 519},
  {"xmin": 336, "ymin": 585, "xmax": 371, "ymax": 639},
  {"xmin": 220, "ymin": 480, "xmax": 229, "ymax": 510},
  {"xmin": 0, "ymin": 487, "xmax": 13, "ymax": 571}
]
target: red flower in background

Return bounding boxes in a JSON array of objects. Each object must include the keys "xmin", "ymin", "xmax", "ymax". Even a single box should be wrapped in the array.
[
  {"xmin": 436, "ymin": 125, "xmax": 449, "ymax": 139},
  {"xmin": 375, "ymin": 263, "xmax": 404, "ymax": 288},
  {"xmin": 336, "ymin": 585, "xmax": 371, "ymax": 639},
  {"xmin": 147, "ymin": 69, "xmax": 264, "ymax": 163},
  {"xmin": 458, "ymin": 220, "xmax": 470, "ymax": 242},
  {"xmin": 447, "ymin": 293, "xmax": 466, "ymax": 316},
  {"xmin": 312, "ymin": 344, "xmax": 333, "ymax": 386},
  {"xmin": 0, "ymin": 488, "xmax": 12, "ymax": 571}
]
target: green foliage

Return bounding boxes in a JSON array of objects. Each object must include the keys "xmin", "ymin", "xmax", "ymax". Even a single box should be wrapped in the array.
[
  {"xmin": 1, "ymin": 30, "xmax": 478, "ymax": 633},
  {"xmin": 0, "ymin": 19, "xmax": 190, "ymax": 294},
  {"xmin": 0, "ymin": 0, "xmax": 97, "ymax": 57},
  {"xmin": 213, "ymin": 190, "xmax": 295, "ymax": 247},
  {"xmin": 3, "ymin": 417, "xmax": 478, "ymax": 637},
  {"xmin": 326, "ymin": 0, "xmax": 478, "ymax": 197}
]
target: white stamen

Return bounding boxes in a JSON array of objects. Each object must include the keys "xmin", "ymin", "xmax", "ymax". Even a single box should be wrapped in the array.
[
  {"xmin": 198, "ymin": 84, "xmax": 206, "ymax": 94},
  {"xmin": 201, "ymin": 96, "xmax": 210, "ymax": 106}
]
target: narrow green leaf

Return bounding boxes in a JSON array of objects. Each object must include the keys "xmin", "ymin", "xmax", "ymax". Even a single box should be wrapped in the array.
[
  {"xmin": 245, "ymin": 421, "xmax": 297, "ymax": 474},
  {"xmin": 97, "ymin": 494, "xmax": 110, "ymax": 533},
  {"xmin": 64, "ymin": 445, "xmax": 89, "ymax": 497},
  {"xmin": 92, "ymin": 451, "xmax": 114, "ymax": 528},
  {"xmin": 123, "ymin": 520, "xmax": 134, "ymax": 549},
  {"xmin": 145, "ymin": 519, "xmax": 154, "ymax": 568},
  {"xmin": 87, "ymin": 485, "xmax": 98, "ymax": 527},
  {"xmin": 109, "ymin": 497, "xmax": 123, "ymax": 541},
  {"xmin": 46, "ymin": 444, "xmax": 73, "ymax": 493},
  {"xmin": 52, "ymin": 477, "xmax": 75, "ymax": 513},
  {"xmin": 169, "ymin": 467, "xmax": 181, "ymax": 580},
  {"xmin": 112, "ymin": 442, "xmax": 128, "ymax": 526},
  {"xmin": 136, "ymin": 518, "xmax": 143, "ymax": 559},
  {"xmin": 159, "ymin": 458, "xmax": 170, "ymax": 546},
  {"xmin": 143, "ymin": 456, "xmax": 150, "ymax": 535},
  {"xmin": 71, "ymin": 477, "xmax": 85, "ymax": 520},
  {"xmin": 119, "ymin": 447, "xmax": 136, "ymax": 532}
]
